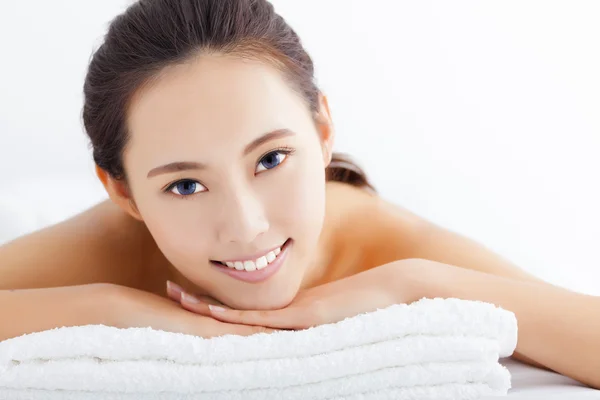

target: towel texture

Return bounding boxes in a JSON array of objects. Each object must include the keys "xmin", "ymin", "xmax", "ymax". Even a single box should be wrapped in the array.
[{"xmin": 0, "ymin": 298, "xmax": 518, "ymax": 399}]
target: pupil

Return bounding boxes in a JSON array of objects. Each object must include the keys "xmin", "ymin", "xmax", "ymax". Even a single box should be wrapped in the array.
[
  {"xmin": 178, "ymin": 181, "xmax": 196, "ymax": 195},
  {"xmin": 262, "ymin": 153, "xmax": 280, "ymax": 169}
]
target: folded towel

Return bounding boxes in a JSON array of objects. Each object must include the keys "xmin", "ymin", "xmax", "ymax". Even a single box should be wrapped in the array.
[{"xmin": 0, "ymin": 298, "xmax": 518, "ymax": 399}]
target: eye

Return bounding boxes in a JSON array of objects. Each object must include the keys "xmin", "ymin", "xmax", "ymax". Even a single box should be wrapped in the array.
[
  {"xmin": 255, "ymin": 149, "xmax": 292, "ymax": 173},
  {"xmin": 165, "ymin": 180, "xmax": 207, "ymax": 197}
]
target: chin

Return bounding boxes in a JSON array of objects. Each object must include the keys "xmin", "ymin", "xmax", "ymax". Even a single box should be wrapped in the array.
[
  {"xmin": 218, "ymin": 285, "xmax": 297, "ymax": 310},
  {"xmin": 216, "ymin": 249, "xmax": 305, "ymax": 310},
  {"xmin": 226, "ymin": 293, "xmax": 295, "ymax": 311}
]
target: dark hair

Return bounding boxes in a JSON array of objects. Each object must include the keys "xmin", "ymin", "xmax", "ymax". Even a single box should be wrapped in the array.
[{"xmin": 83, "ymin": 0, "xmax": 375, "ymax": 192}]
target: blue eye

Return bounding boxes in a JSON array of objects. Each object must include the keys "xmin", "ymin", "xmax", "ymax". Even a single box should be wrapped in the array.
[
  {"xmin": 165, "ymin": 148, "xmax": 294, "ymax": 198},
  {"xmin": 166, "ymin": 180, "xmax": 206, "ymax": 197},
  {"xmin": 256, "ymin": 150, "xmax": 291, "ymax": 173}
]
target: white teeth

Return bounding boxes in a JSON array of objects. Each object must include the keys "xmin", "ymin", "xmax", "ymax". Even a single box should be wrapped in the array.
[
  {"xmin": 255, "ymin": 256, "xmax": 268, "ymax": 270},
  {"xmin": 244, "ymin": 260, "xmax": 257, "ymax": 271},
  {"xmin": 220, "ymin": 244, "xmax": 284, "ymax": 271}
]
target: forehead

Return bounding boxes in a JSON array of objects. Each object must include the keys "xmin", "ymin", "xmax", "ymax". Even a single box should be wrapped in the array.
[{"xmin": 126, "ymin": 55, "xmax": 311, "ymax": 155}]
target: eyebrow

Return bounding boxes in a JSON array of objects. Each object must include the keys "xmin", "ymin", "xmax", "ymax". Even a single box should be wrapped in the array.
[{"xmin": 147, "ymin": 128, "xmax": 295, "ymax": 178}]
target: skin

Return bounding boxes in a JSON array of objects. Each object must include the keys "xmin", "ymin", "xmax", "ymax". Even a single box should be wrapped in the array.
[
  {"xmin": 2, "ymin": 52, "xmax": 599, "ymax": 388},
  {"xmin": 102, "ymin": 54, "xmax": 336, "ymax": 311}
]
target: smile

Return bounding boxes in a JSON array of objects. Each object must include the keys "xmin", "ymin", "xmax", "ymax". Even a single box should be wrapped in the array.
[{"xmin": 211, "ymin": 239, "xmax": 292, "ymax": 283}]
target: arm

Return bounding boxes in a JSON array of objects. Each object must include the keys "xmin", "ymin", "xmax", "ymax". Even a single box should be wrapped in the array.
[
  {"xmin": 0, "ymin": 200, "xmax": 275, "ymax": 341},
  {"xmin": 0, "ymin": 200, "xmax": 151, "ymax": 290},
  {"xmin": 0, "ymin": 283, "xmax": 274, "ymax": 342},
  {"xmin": 0, "ymin": 284, "xmax": 112, "ymax": 341},
  {"xmin": 360, "ymin": 197, "xmax": 600, "ymax": 387},
  {"xmin": 0, "ymin": 200, "xmax": 156, "ymax": 341},
  {"xmin": 404, "ymin": 219, "xmax": 600, "ymax": 371},
  {"xmin": 412, "ymin": 259, "xmax": 600, "ymax": 390}
]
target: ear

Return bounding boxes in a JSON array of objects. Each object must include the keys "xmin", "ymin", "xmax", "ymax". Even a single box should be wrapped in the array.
[
  {"xmin": 315, "ymin": 92, "xmax": 335, "ymax": 167},
  {"xmin": 95, "ymin": 165, "xmax": 144, "ymax": 221}
]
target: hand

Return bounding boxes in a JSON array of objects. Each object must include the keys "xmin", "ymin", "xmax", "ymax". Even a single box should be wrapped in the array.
[
  {"xmin": 100, "ymin": 283, "xmax": 275, "ymax": 338},
  {"xmin": 168, "ymin": 260, "xmax": 422, "ymax": 330},
  {"xmin": 166, "ymin": 280, "xmax": 228, "ymax": 310}
]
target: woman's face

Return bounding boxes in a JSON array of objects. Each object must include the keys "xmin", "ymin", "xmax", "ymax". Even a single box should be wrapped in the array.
[{"xmin": 123, "ymin": 54, "xmax": 332, "ymax": 310}]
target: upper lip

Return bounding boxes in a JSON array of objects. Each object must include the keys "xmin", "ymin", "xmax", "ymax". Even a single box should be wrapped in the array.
[{"xmin": 215, "ymin": 240, "xmax": 287, "ymax": 263}]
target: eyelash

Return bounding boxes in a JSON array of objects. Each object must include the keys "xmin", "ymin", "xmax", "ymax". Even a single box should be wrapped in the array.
[{"xmin": 163, "ymin": 146, "xmax": 296, "ymax": 199}]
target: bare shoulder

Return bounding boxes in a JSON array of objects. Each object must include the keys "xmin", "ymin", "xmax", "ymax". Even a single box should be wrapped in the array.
[
  {"xmin": 0, "ymin": 199, "xmax": 161, "ymax": 291},
  {"xmin": 326, "ymin": 182, "xmax": 549, "ymax": 369},
  {"xmin": 325, "ymin": 181, "xmax": 543, "ymax": 283},
  {"xmin": 324, "ymin": 182, "xmax": 429, "ymax": 263}
]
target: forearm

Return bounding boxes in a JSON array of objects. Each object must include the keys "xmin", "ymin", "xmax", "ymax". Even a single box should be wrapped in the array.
[
  {"xmin": 425, "ymin": 261, "xmax": 600, "ymax": 389},
  {"xmin": 0, "ymin": 284, "xmax": 112, "ymax": 342}
]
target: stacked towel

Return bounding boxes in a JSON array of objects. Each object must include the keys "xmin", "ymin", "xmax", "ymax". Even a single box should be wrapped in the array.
[{"xmin": 0, "ymin": 298, "xmax": 518, "ymax": 399}]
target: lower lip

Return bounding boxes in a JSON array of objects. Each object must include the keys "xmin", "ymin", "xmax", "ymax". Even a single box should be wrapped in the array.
[{"xmin": 211, "ymin": 239, "xmax": 291, "ymax": 283}]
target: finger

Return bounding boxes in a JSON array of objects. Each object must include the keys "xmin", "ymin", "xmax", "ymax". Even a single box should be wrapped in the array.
[
  {"xmin": 166, "ymin": 280, "xmax": 183, "ymax": 302},
  {"xmin": 168, "ymin": 280, "xmax": 226, "ymax": 309},
  {"xmin": 179, "ymin": 292, "xmax": 230, "ymax": 316},
  {"xmin": 180, "ymin": 292, "xmax": 213, "ymax": 316},
  {"xmin": 181, "ymin": 315, "xmax": 278, "ymax": 338},
  {"xmin": 196, "ymin": 295, "xmax": 227, "ymax": 307},
  {"xmin": 207, "ymin": 305, "xmax": 307, "ymax": 330}
]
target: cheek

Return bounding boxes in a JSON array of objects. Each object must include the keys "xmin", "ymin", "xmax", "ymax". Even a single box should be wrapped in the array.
[
  {"xmin": 138, "ymin": 200, "xmax": 213, "ymax": 264},
  {"xmin": 266, "ymin": 154, "xmax": 326, "ymax": 240}
]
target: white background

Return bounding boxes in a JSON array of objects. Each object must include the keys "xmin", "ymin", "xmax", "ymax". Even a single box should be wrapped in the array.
[{"xmin": 0, "ymin": 1, "xmax": 598, "ymax": 295}]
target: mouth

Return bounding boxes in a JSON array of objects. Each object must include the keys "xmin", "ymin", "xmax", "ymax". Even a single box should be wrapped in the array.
[{"xmin": 210, "ymin": 239, "xmax": 292, "ymax": 284}]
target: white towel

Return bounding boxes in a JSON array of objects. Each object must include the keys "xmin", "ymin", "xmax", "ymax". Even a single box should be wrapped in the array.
[{"xmin": 0, "ymin": 298, "xmax": 518, "ymax": 399}]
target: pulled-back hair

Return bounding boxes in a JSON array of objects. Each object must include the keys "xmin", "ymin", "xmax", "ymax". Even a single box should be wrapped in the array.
[{"xmin": 83, "ymin": 0, "xmax": 374, "ymax": 191}]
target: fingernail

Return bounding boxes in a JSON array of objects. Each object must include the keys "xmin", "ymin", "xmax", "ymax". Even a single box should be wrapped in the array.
[
  {"xmin": 181, "ymin": 293, "xmax": 202, "ymax": 303},
  {"xmin": 166, "ymin": 280, "xmax": 183, "ymax": 298},
  {"xmin": 208, "ymin": 304, "xmax": 227, "ymax": 312}
]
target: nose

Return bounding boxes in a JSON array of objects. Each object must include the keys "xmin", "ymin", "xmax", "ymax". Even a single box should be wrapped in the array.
[{"xmin": 216, "ymin": 185, "xmax": 270, "ymax": 244}]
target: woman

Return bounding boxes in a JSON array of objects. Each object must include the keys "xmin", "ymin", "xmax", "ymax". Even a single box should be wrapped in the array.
[{"xmin": 1, "ymin": 0, "xmax": 598, "ymax": 389}]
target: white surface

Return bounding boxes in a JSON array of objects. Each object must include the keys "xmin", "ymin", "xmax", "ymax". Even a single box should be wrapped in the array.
[
  {"xmin": 1, "ymin": 359, "xmax": 598, "ymax": 400},
  {"xmin": 0, "ymin": 178, "xmax": 107, "ymax": 245},
  {"xmin": 1, "ymin": 1, "xmax": 599, "ymax": 295},
  {"xmin": 499, "ymin": 358, "xmax": 600, "ymax": 399},
  {"xmin": 0, "ymin": 299, "xmax": 516, "ymax": 399}
]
